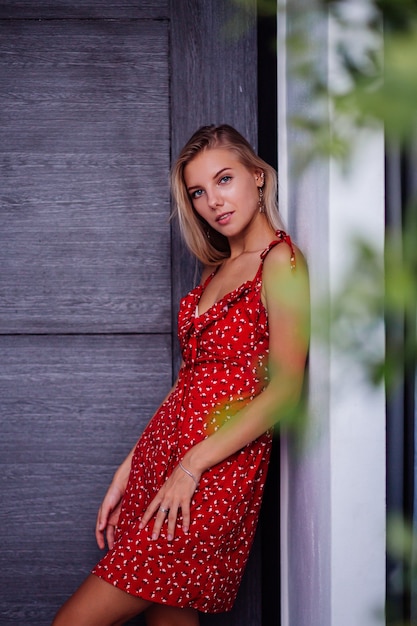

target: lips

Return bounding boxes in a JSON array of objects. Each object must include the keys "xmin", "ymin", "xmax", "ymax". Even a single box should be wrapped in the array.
[{"xmin": 216, "ymin": 212, "xmax": 233, "ymax": 224}]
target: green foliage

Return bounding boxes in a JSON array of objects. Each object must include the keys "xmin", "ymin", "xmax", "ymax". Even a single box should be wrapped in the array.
[
  {"xmin": 386, "ymin": 514, "xmax": 417, "ymax": 626},
  {"xmin": 281, "ymin": 0, "xmax": 417, "ymax": 165},
  {"xmin": 284, "ymin": 0, "xmax": 417, "ymax": 395},
  {"xmin": 328, "ymin": 236, "xmax": 385, "ymax": 381},
  {"xmin": 230, "ymin": 0, "xmax": 417, "ymax": 150},
  {"xmin": 326, "ymin": 203, "xmax": 417, "ymax": 394},
  {"xmin": 333, "ymin": 24, "xmax": 417, "ymax": 144}
]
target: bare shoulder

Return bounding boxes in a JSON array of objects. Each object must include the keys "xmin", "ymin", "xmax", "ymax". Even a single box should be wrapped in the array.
[
  {"xmin": 262, "ymin": 240, "xmax": 309, "ymax": 309},
  {"xmin": 263, "ymin": 240, "xmax": 308, "ymax": 277}
]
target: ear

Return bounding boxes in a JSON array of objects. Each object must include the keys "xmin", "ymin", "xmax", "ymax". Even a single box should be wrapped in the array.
[{"xmin": 254, "ymin": 170, "xmax": 265, "ymax": 188}]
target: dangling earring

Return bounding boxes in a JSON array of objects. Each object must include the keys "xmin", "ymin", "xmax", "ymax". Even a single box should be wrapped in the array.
[
  {"xmin": 258, "ymin": 185, "xmax": 265, "ymax": 213},
  {"xmin": 258, "ymin": 172, "xmax": 265, "ymax": 213}
]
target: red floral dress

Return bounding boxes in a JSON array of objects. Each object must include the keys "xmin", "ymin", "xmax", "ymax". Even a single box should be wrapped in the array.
[{"xmin": 92, "ymin": 231, "xmax": 295, "ymax": 613}]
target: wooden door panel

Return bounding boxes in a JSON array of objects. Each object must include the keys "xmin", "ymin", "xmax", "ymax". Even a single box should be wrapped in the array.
[
  {"xmin": 0, "ymin": 334, "xmax": 171, "ymax": 624},
  {"xmin": 170, "ymin": 0, "xmax": 258, "ymax": 364},
  {"xmin": 0, "ymin": 19, "xmax": 170, "ymax": 333},
  {"xmin": 0, "ymin": 334, "xmax": 171, "ymax": 463}
]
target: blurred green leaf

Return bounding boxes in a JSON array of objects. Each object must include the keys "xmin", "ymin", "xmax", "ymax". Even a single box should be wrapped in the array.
[{"xmin": 387, "ymin": 514, "xmax": 415, "ymax": 563}]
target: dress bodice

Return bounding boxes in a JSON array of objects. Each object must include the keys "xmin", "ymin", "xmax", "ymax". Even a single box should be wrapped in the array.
[{"xmin": 178, "ymin": 230, "xmax": 295, "ymax": 372}]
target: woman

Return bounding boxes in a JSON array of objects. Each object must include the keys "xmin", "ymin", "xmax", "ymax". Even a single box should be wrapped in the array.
[{"xmin": 52, "ymin": 124, "xmax": 309, "ymax": 626}]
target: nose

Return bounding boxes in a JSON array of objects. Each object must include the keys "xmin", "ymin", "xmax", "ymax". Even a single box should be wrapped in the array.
[{"xmin": 206, "ymin": 188, "xmax": 222, "ymax": 209}]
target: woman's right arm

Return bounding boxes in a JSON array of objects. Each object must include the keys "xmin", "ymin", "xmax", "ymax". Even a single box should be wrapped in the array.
[{"xmin": 95, "ymin": 373, "xmax": 182, "ymax": 550}]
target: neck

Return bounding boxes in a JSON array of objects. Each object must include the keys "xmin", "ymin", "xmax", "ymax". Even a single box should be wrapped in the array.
[{"xmin": 227, "ymin": 217, "xmax": 275, "ymax": 259}]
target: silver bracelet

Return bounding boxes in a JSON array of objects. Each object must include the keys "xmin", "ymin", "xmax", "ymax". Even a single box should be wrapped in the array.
[{"xmin": 179, "ymin": 460, "xmax": 199, "ymax": 486}]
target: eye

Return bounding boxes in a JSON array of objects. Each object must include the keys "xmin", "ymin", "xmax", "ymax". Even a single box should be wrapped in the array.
[
  {"xmin": 190, "ymin": 189, "xmax": 204, "ymax": 199},
  {"xmin": 219, "ymin": 175, "xmax": 231, "ymax": 184}
]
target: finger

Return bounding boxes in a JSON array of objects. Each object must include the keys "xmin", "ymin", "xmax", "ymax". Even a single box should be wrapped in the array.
[
  {"xmin": 166, "ymin": 507, "xmax": 179, "ymax": 541},
  {"xmin": 106, "ymin": 524, "xmax": 115, "ymax": 550},
  {"xmin": 96, "ymin": 528, "xmax": 105, "ymax": 550},
  {"xmin": 150, "ymin": 506, "xmax": 171, "ymax": 541},
  {"xmin": 181, "ymin": 502, "xmax": 191, "ymax": 534},
  {"xmin": 95, "ymin": 508, "xmax": 106, "ymax": 549},
  {"xmin": 139, "ymin": 497, "xmax": 162, "ymax": 530}
]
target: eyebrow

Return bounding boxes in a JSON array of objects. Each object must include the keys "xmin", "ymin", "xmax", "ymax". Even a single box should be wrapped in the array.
[{"xmin": 186, "ymin": 167, "xmax": 231, "ymax": 192}]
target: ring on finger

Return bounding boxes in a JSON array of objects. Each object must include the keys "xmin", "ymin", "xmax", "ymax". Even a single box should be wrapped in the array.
[{"xmin": 159, "ymin": 506, "xmax": 170, "ymax": 514}]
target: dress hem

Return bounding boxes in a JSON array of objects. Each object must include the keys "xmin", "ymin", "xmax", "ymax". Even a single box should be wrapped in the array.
[{"xmin": 91, "ymin": 569, "xmax": 234, "ymax": 614}]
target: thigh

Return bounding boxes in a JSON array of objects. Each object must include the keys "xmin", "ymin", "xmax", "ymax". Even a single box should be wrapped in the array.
[
  {"xmin": 146, "ymin": 604, "xmax": 200, "ymax": 626},
  {"xmin": 52, "ymin": 574, "xmax": 151, "ymax": 626}
]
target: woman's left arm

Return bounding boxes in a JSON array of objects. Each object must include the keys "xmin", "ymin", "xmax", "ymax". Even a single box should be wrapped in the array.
[
  {"xmin": 187, "ymin": 242, "xmax": 310, "ymax": 467},
  {"xmin": 140, "ymin": 243, "xmax": 310, "ymax": 540}
]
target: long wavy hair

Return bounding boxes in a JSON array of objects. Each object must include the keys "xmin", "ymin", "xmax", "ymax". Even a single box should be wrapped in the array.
[{"xmin": 171, "ymin": 124, "xmax": 284, "ymax": 265}]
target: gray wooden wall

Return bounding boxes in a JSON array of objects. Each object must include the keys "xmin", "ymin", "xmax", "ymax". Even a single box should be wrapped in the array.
[{"xmin": 0, "ymin": 1, "xmax": 260, "ymax": 624}]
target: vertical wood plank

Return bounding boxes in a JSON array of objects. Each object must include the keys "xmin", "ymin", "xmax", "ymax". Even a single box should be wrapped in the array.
[
  {"xmin": 169, "ymin": 2, "xmax": 261, "ymax": 624},
  {"xmin": 170, "ymin": 0, "xmax": 258, "ymax": 370}
]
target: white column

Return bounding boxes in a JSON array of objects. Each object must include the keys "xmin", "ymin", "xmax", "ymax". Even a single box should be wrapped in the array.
[
  {"xmin": 278, "ymin": 3, "xmax": 386, "ymax": 625},
  {"xmin": 328, "ymin": 128, "xmax": 386, "ymax": 626}
]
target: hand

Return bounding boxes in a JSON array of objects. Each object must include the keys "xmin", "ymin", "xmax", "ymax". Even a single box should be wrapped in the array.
[
  {"xmin": 139, "ymin": 463, "xmax": 199, "ymax": 541},
  {"xmin": 95, "ymin": 445, "xmax": 136, "ymax": 549},
  {"xmin": 95, "ymin": 482, "xmax": 124, "ymax": 550}
]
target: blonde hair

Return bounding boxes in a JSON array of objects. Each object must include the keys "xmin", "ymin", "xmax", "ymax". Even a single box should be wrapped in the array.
[{"xmin": 171, "ymin": 124, "xmax": 284, "ymax": 265}]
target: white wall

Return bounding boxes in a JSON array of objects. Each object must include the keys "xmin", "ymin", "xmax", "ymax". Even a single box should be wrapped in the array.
[
  {"xmin": 278, "ymin": 3, "xmax": 386, "ymax": 625},
  {"xmin": 328, "ymin": 128, "xmax": 386, "ymax": 626}
]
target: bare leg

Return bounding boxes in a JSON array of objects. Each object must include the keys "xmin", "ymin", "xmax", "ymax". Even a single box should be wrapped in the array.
[
  {"xmin": 52, "ymin": 574, "xmax": 151, "ymax": 626},
  {"xmin": 146, "ymin": 604, "xmax": 200, "ymax": 626}
]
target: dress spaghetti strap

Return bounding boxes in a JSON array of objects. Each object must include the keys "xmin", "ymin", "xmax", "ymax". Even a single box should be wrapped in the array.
[{"xmin": 260, "ymin": 230, "xmax": 296, "ymax": 270}]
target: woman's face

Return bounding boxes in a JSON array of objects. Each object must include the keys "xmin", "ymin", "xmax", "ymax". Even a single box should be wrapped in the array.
[{"xmin": 183, "ymin": 148, "xmax": 263, "ymax": 238}]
